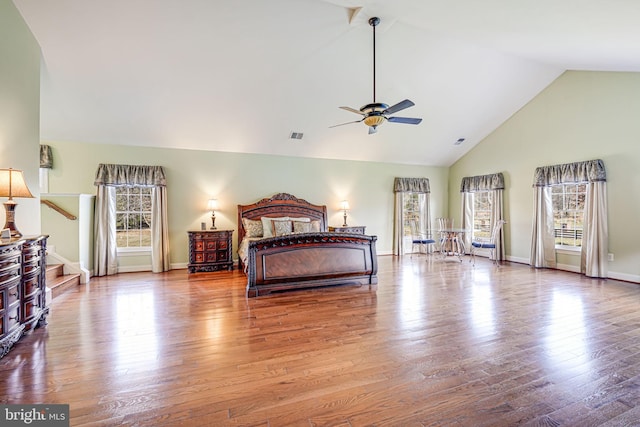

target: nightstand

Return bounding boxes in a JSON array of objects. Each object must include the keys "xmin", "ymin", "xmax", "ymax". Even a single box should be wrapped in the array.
[
  {"xmin": 328, "ymin": 226, "xmax": 366, "ymax": 234},
  {"xmin": 187, "ymin": 230, "xmax": 234, "ymax": 273}
]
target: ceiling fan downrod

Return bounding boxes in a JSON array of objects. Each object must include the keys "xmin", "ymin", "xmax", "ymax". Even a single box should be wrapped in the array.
[
  {"xmin": 369, "ymin": 17, "xmax": 380, "ymax": 103},
  {"xmin": 329, "ymin": 15, "xmax": 422, "ymax": 133}
]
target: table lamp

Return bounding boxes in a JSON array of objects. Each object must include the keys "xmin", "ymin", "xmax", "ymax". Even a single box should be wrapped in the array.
[
  {"xmin": 0, "ymin": 168, "xmax": 34, "ymax": 238},
  {"xmin": 207, "ymin": 199, "xmax": 218, "ymax": 230},
  {"xmin": 340, "ymin": 200, "xmax": 350, "ymax": 227}
]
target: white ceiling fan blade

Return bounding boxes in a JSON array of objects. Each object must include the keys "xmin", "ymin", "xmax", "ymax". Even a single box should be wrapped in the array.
[
  {"xmin": 329, "ymin": 119, "xmax": 363, "ymax": 128},
  {"xmin": 339, "ymin": 106, "xmax": 365, "ymax": 116}
]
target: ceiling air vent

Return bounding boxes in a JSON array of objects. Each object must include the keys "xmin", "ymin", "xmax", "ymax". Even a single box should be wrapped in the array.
[
  {"xmin": 289, "ymin": 132, "xmax": 304, "ymax": 140},
  {"xmin": 454, "ymin": 138, "xmax": 465, "ymax": 145}
]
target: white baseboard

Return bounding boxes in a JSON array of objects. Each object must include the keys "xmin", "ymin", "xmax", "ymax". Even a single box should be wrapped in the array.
[
  {"xmin": 171, "ymin": 262, "xmax": 188, "ymax": 270},
  {"xmin": 556, "ymin": 262, "xmax": 581, "ymax": 274},
  {"xmin": 507, "ymin": 255, "xmax": 639, "ymax": 283},
  {"xmin": 117, "ymin": 262, "xmax": 189, "ymax": 273},
  {"xmin": 607, "ymin": 271, "xmax": 640, "ymax": 283},
  {"xmin": 117, "ymin": 264, "xmax": 152, "ymax": 273}
]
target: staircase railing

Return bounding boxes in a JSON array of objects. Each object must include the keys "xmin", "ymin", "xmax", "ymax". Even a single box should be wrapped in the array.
[{"xmin": 40, "ymin": 199, "xmax": 77, "ymax": 220}]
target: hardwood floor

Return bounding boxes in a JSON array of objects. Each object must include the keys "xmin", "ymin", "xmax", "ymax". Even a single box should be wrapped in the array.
[{"xmin": 2, "ymin": 255, "xmax": 640, "ymax": 426}]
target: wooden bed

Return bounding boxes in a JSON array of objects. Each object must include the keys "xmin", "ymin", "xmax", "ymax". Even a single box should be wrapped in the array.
[{"xmin": 237, "ymin": 193, "xmax": 378, "ymax": 297}]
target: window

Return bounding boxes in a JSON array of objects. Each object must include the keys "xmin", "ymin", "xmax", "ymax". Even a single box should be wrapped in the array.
[
  {"xmin": 472, "ymin": 191, "xmax": 491, "ymax": 239},
  {"xmin": 402, "ymin": 192, "xmax": 431, "ymax": 254},
  {"xmin": 551, "ymin": 183, "xmax": 586, "ymax": 248},
  {"xmin": 403, "ymin": 192, "xmax": 423, "ymax": 238},
  {"xmin": 115, "ymin": 186, "xmax": 152, "ymax": 249}
]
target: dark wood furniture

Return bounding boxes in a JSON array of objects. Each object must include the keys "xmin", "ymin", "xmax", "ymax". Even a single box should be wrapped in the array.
[
  {"xmin": 238, "ymin": 193, "xmax": 377, "ymax": 297},
  {"xmin": 0, "ymin": 235, "xmax": 48, "ymax": 358},
  {"xmin": 328, "ymin": 225, "xmax": 366, "ymax": 234},
  {"xmin": 187, "ymin": 230, "xmax": 234, "ymax": 273}
]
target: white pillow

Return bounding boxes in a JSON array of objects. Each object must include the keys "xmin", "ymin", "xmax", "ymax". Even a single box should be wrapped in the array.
[
  {"xmin": 261, "ymin": 216, "xmax": 289, "ymax": 238},
  {"xmin": 288, "ymin": 217, "xmax": 311, "ymax": 223}
]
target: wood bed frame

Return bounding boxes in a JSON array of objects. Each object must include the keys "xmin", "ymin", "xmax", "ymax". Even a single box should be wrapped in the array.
[{"xmin": 237, "ymin": 193, "xmax": 378, "ymax": 297}]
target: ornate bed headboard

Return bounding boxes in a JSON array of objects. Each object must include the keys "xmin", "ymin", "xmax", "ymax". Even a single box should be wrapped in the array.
[{"xmin": 237, "ymin": 193, "xmax": 328, "ymax": 243}]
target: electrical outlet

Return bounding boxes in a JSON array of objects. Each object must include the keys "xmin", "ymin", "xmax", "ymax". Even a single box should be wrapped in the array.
[{"xmin": 608, "ymin": 253, "xmax": 614, "ymax": 261}]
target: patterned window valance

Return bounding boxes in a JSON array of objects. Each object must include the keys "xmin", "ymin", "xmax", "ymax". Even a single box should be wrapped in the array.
[
  {"xmin": 393, "ymin": 177, "xmax": 430, "ymax": 193},
  {"xmin": 94, "ymin": 163, "xmax": 166, "ymax": 187},
  {"xmin": 40, "ymin": 145, "xmax": 53, "ymax": 169},
  {"xmin": 533, "ymin": 159, "xmax": 606, "ymax": 187},
  {"xmin": 460, "ymin": 172, "xmax": 504, "ymax": 193}
]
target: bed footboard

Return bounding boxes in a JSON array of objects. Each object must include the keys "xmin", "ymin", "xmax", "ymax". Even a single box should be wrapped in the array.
[{"xmin": 246, "ymin": 233, "xmax": 378, "ymax": 297}]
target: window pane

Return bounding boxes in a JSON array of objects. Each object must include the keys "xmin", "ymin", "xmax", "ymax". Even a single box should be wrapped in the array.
[
  {"xmin": 116, "ymin": 193, "xmax": 128, "ymax": 210},
  {"xmin": 139, "ymin": 229, "xmax": 152, "ymax": 247},
  {"xmin": 129, "ymin": 194, "xmax": 141, "ymax": 211},
  {"xmin": 129, "ymin": 213, "xmax": 142, "ymax": 229},
  {"xmin": 142, "ymin": 213, "xmax": 152, "ymax": 229}
]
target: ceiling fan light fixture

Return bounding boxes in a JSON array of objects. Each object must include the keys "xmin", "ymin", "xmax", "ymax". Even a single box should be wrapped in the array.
[{"xmin": 363, "ymin": 115, "xmax": 385, "ymax": 127}]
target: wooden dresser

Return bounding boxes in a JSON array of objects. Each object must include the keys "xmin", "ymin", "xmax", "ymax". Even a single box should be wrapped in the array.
[
  {"xmin": 187, "ymin": 230, "xmax": 234, "ymax": 273},
  {"xmin": 328, "ymin": 225, "xmax": 366, "ymax": 234},
  {"xmin": 0, "ymin": 235, "xmax": 48, "ymax": 358}
]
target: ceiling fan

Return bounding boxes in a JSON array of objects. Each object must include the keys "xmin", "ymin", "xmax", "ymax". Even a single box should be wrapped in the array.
[{"xmin": 331, "ymin": 17, "xmax": 422, "ymax": 135}]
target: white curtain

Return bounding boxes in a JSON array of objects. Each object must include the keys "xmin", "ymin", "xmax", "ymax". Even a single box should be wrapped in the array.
[
  {"xmin": 151, "ymin": 186, "xmax": 170, "ymax": 273},
  {"xmin": 393, "ymin": 192, "xmax": 404, "ymax": 256},
  {"xmin": 460, "ymin": 192, "xmax": 474, "ymax": 253},
  {"xmin": 581, "ymin": 181, "xmax": 608, "ymax": 277},
  {"xmin": 393, "ymin": 177, "xmax": 431, "ymax": 256},
  {"xmin": 417, "ymin": 193, "xmax": 431, "ymax": 254},
  {"xmin": 530, "ymin": 159, "xmax": 607, "ymax": 278},
  {"xmin": 459, "ymin": 173, "xmax": 505, "ymax": 259},
  {"xmin": 490, "ymin": 189, "xmax": 505, "ymax": 261},
  {"xmin": 93, "ymin": 186, "xmax": 118, "ymax": 276},
  {"xmin": 93, "ymin": 163, "xmax": 170, "ymax": 276},
  {"xmin": 530, "ymin": 187, "xmax": 556, "ymax": 268}
]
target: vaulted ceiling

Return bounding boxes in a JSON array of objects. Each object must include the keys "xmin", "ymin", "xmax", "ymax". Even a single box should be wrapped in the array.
[{"xmin": 12, "ymin": 0, "xmax": 640, "ymax": 166}]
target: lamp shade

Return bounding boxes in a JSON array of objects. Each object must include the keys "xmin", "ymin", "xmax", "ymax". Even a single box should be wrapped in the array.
[
  {"xmin": 0, "ymin": 169, "xmax": 34, "ymax": 199},
  {"xmin": 340, "ymin": 200, "xmax": 350, "ymax": 211},
  {"xmin": 207, "ymin": 199, "xmax": 218, "ymax": 211}
]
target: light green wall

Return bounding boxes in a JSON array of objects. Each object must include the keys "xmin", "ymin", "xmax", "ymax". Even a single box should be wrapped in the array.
[
  {"xmin": 45, "ymin": 140, "xmax": 449, "ymax": 268},
  {"xmin": 0, "ymin": 0, "xmax": 41, "ymax": 236},
  {"xmin": 41, "ymin": 194, "xmax": 94, "ymax": 271},
  {"xmin": 450, "ymin": 71, "xmax": 640, "ymax": 282}
]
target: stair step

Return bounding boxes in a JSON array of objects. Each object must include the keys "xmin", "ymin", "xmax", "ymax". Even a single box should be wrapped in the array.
[
  {"xmin": 45, "ymin": 263, "xmax": 82, "ymax": 299},
  {"xmin": 49, "ymin": 274, "xmax": 81, "ymax": 298},
  {"xmin": 46, "ymin": 264, "xmax": 64, "ymax": 282}
]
